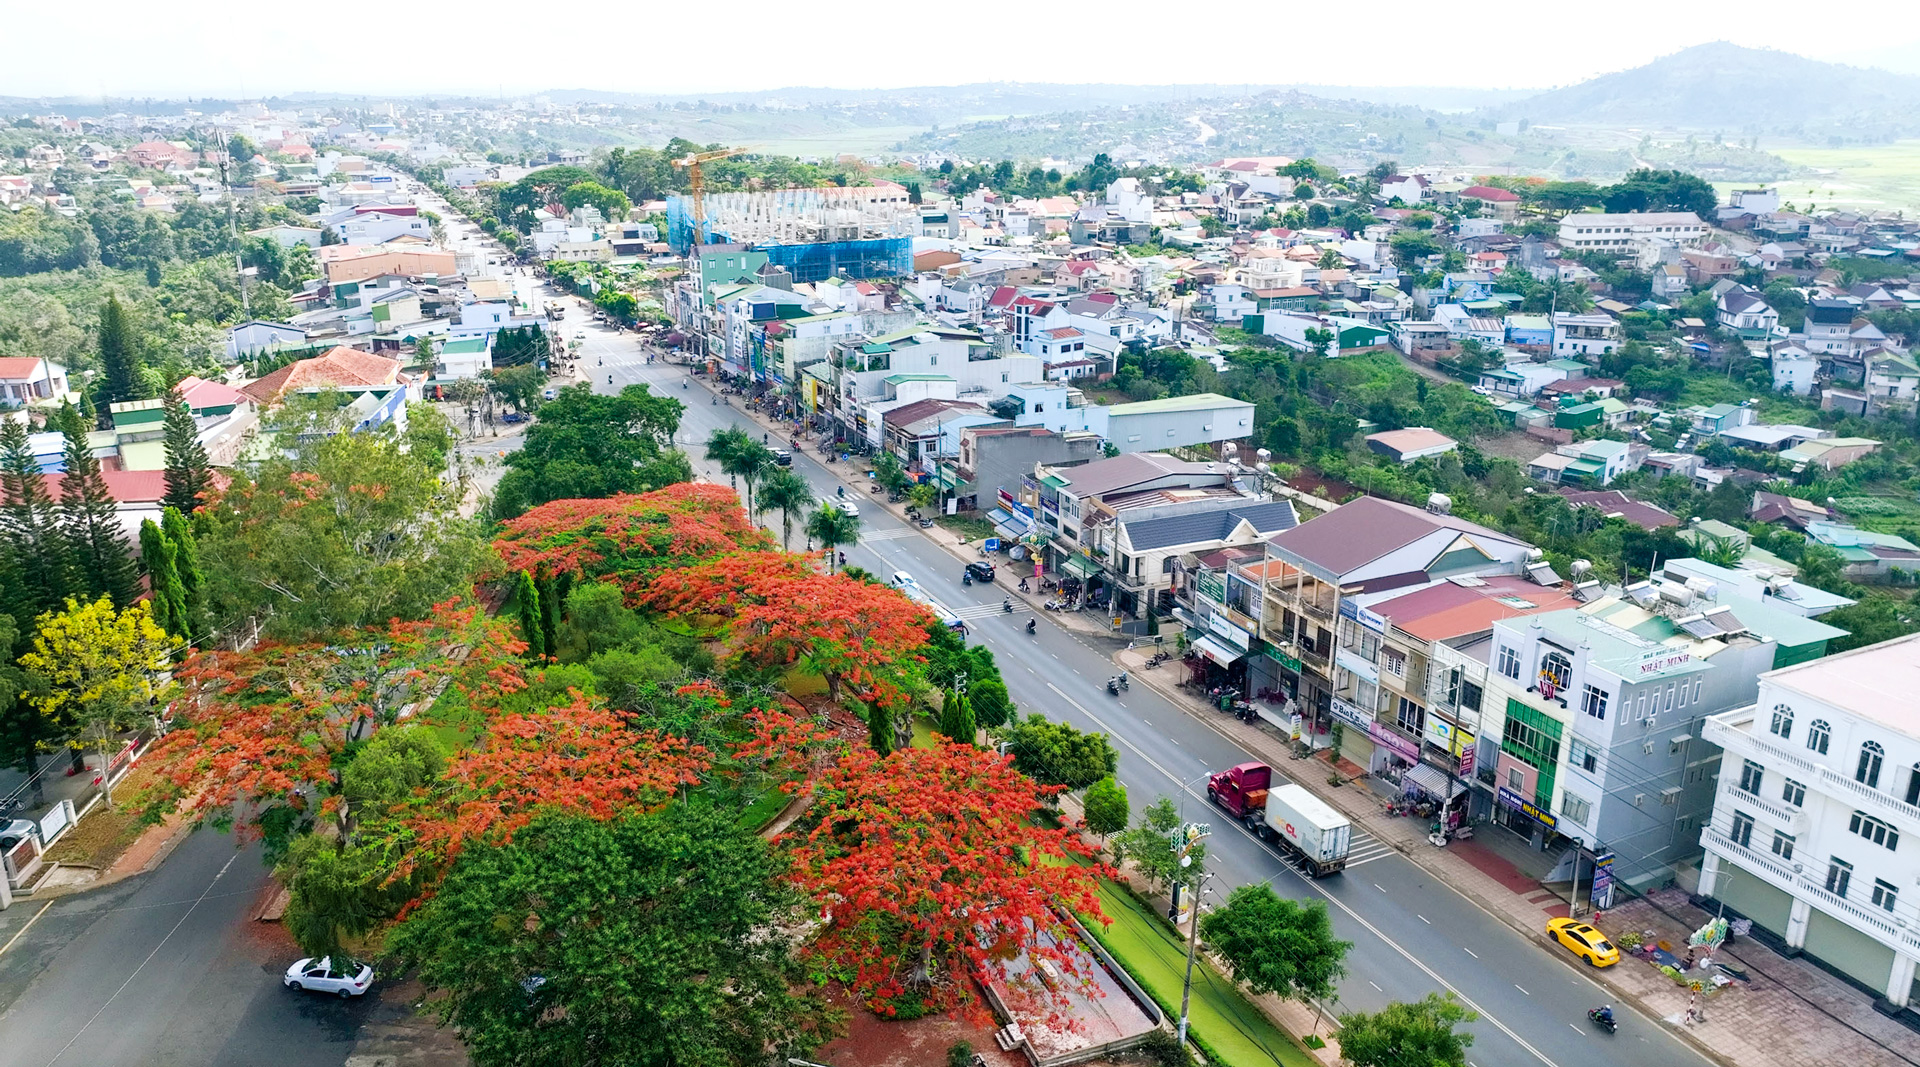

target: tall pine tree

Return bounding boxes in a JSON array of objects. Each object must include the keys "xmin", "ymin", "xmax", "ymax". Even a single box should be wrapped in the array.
[
  {"xmin": 0, "ymin": 414, "xmax": 71, "ymax": 619},
  {"xmin": 161, "ymin": 400, "xmax": 213, "ymax": 513},
  {"xmin": 97, "ymin": 294, "xmax": 144, "ymax": 408},
  {"xmin": 514, "ymin": 570, "xmax": 544, "ymax": 660},
  {"xmin": 161, "ymin": 505, "xmax": 206, "ymax": 640},
  {"xmin": 55, "ymin": 403, "xmax": 139, "ymax": 608}
]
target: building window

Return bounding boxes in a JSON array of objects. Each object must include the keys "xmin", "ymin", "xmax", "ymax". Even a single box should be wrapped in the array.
[
  {"xmin": 1459, "ymin": 679, "xmax": 1483, "ymax": 712},
  {"xmin": 1569, "ymin": 739, "xmax": 1598, "ymax": 773},
  {"xmin": 1381, "ymin": 648, "xmax": 1406, "ymax": 678},
  {"xmin": 1540, "ymin": 651, "xmax": 1572, "ymax": 692},
  {"xmin": 1781, "ymin": 778, "xmax": 1805, "ymax": 807},
  {"xmin": 1496, "ymin": 644, "xmax": 1520, "ymax": 680},
  {"xmin": 1872, "ymin": 879, "xmax": 1899, "ymax": 914},
  {"xmin": 1562, "ymin": 793, "xmax": 1592, "ymax": 825},
  {"xmin": 1769, "ymin": 704, "xmax": 1792, "ymax": 738},
  {"xmin": 1730, "ymin": 810, "xmax": 1754, "ymax": 848},
  {"xmin": 1825, "ymin": 858, "xmax": 1852, "ymax": 898},
  {"xmin": 1849, "ymin": 810, "xmax": 1899, "ymax": 850},
  {"xmin": 1579, "ymin": 684, "xmax": 1608, "ymax": 720},
  {"xmin": 1857, "ymin": 741, "xmax": 1884, "ymax": 788},
  {"xmin": 1806, "ymin": 719, "xmax": 1830, "ymax": 755},
  {"xmin": 1739, "ymin": 760, "xmax": 1764, "ymax": 794},
  {"xmin": 1507, "ymin": 767, "xmax": 1524, "ymax": 791},
  {"xmin": 1397, "ymin": 698, "xmax": 1424, "ymax": 734},
  {"xmin": 1907, "ymin": 763, "xmax": 1920, "ymax": 807},
  {"xmin": 1770, "ymin": 831, "xmax": 1795, "ymax": 861}
]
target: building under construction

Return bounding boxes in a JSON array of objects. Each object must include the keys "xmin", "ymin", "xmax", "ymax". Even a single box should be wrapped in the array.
[{"xmin": 666, "ymin": 184, "xmax": 915, "ymax": 283}]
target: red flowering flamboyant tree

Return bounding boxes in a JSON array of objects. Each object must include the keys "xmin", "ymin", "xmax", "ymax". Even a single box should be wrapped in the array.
[
  {"xmin": 492, "ymin": 483, "xmax": 772, "ymax": 600},
  {"xmin": 790, "ymin": 741, "xmax": 1110, "ymax": 1019}
]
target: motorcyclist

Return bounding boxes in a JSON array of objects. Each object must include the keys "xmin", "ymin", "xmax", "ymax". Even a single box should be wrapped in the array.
[
  {"xmin": 837, "ymin": 552, "xmax": 846, "ymax": 567},
  {"xmin": 1026, "ymin": 618, "xmax": 1037, "ymax": 635},
  {"xmin": 1593, "ymin": 1005, "xmax": 1614, "ymax": 1027},
  {"xmin": 1002, "ymin": 597, "xmax": 1012, "ymax": 612},
  {"xmin": 607, "ymin": 375, "xmax": 613, "ymax": 385},
  {"xmin": 1118, "ymin": 670, "xmax": 1129, "ymax": 688}
]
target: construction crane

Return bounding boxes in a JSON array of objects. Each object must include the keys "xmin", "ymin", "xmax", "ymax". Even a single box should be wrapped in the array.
[{"xmin": 671, "ymin": 146, "xmax": 747, "ymax": 248}]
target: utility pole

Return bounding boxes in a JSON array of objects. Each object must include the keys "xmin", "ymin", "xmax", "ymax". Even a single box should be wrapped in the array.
[{"xmin": 1174, "ymin": 822, "xmax": 1211, "ymax": 1050}]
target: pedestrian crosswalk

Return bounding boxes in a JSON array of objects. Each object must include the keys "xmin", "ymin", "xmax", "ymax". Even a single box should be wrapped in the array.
[
  {"xmin": 856, "ymin": 527, "xmax": 917, "ymax": 543},
  {"xmin": 949, "ymin": 602, "xmax": 1014, "ymax": 621},
  {"xmin": 1346, "ymin": 831, "xmax": 1396, "ymax": 868}
]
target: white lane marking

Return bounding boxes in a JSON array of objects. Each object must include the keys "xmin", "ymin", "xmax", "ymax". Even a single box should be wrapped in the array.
[
  {"xmin": 1465, "ymin": 948, "xmax": 1479, "ymax": 959},
  {"xmin": 1419, "ymin": 915, "xmax": 1431, "ymax": 924},
  {"xmin": 0, "ymin": 901, "xmax": 53, "ymax": 956},
  {"xmin": 1568, "ymin": 1024, "xmax": 1583, "ymax": 1035},
  {"xmin": 1142, "ymin": 720, "xmax": 1152, "ymax": 726},
  {"xmin": 1041, "ymin": 680, "xmax": 1566, "ymax": 1066},
  {"xmin": 1368, "ymin": 981, "xmax": 1382, "ymax": 991},
  {"xmin": 40, "ymin": 850, "xmax": 242, "ymax": 1066},
  {"xmin": 1516, "ymin": 984, "xmax": 1531, "ymax": 995}
]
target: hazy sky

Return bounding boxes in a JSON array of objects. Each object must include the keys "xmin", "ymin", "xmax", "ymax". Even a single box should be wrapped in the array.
[{"xmin": 5, "ymin": 2, "xmax": 1917, "ymax": 98}]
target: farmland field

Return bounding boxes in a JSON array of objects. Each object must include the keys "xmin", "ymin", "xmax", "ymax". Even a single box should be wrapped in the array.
[{"xmin": 1762, "ymin": 140, "xmax": 1920, "ymax": 215}]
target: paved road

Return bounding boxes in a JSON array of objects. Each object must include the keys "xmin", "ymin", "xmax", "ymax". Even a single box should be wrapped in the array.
[
  {"xmin": 591, "ymin": 334, "xmax": 1713, "ymax": 1067},
  {"xmin": 0, "ymin": 829, "xmax": 438, "ymax": 1067}
]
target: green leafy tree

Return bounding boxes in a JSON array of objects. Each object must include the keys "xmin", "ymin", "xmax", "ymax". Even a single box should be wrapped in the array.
[
  {"xmin": 492, "ymin": 383, "xmax": 691, "ymax": 521},
  {"xmin": 938, "ymin": 688, "xmax": 976, "ymax": 745},
  {"xmin": 969, "ymin": 676, "xmax": 1013, "ymax": 729},
  {"xmin": 560, "ymin": 580, "xmax": 643, "ymax": 659},
  {"xmin": 136, "ymin": 519, "xmax": 188, "ymax": 644},
  {"xmin": 866, "ymin": 701, "xmax": 893, "ymax": 755},
  {"xmin": 389, "ymin": 807, "xmax": 836, "ymax": 1067},
  {"xmin": 1337, "ymin": 993, "xmax": 1477, "ymax": 1067},
  {"xmin": 1113, "ymin": 796, "xmax": 1199, "ymax": 893},
  {"xmin": 805, "ymin": 505, "xmax": 861, "ymax": 572},
  {"xmin": 487, "ymin": 363, "xmax": 546, "ymax": 412},
  {"xmin": 704, "ymin": 427, "xmax": 774, "ymax": 516},
  {"xmin": 161, "ymin": 400, "xmax": 214, "ymax": 513},
  {"xmin": 1082, "ymin": 775, "xmax": 1129, "ymax": 840},
  {"xmin": 56, "ymin": 403, "xmax": 139, "ymax": 608},
  {"xmin": 1821, "ymin": 598, "xmax": 1917, "ymax": 654},
  {"xmin": 871, "ymin": 449, "xmax": 910, "ymax": 494},
  {"xmin": 198, "ymin": 429, "xmax": 490, "ymax": 640},
  {"xmin": 559, "ymin": 181, "xmax": 632, "ymax": 220},
  {"xmin": 0, "ymin": 415, "xmax": 71, "ymax": 620},
  {"xmin": 159, "ymin": 506, "xmax": 205, "ymax": 640},
  {"xmin": 1200, "ymin": 884, "xmax": 1350, "ymax": 1003},
  {"xmin": 1002, "ymin": 712, "xmax": 1117, "ymax": 791},
  {"xmin": 513, "ymin": 569, "xmax": 544, "ymax": 660}
]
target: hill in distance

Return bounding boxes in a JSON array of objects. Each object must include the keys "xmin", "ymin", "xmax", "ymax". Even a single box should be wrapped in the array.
[{"xmin": 1494, "ymin": 41, "xmax": 1920, "ymax": 132}]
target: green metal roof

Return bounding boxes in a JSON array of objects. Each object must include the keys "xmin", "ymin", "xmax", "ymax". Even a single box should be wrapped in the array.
[
  {"xmin": 882, "ymin": 373, "xmax": 954, "ymax": 384},
  {"xmin": 440, "ymin": 336, "xmax": 489, "ymax": 354}
]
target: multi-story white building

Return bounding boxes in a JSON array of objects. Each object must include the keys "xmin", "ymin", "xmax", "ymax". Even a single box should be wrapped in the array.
[
  {"xmin": 1699, "ymin": 634, "xmax": 1920, "ymax": 1010},
  {"xmin": 1552, "ymin": 313, "xmax": 1621, "ymax": 359},
  {"xmin": 1556, "ymin": 211, "xmax": 1708, "ymax": 253}
]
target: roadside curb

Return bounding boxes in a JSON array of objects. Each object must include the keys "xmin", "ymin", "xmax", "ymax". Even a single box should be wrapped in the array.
[{"xmin": 27, "ymin": 817, "xmax": 197, "ymax": 901}]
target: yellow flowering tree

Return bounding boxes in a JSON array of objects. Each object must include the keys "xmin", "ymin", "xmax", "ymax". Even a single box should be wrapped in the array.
[{"xmin": 20, "ymin": 596, "xmax": 174, "ymax": 806}]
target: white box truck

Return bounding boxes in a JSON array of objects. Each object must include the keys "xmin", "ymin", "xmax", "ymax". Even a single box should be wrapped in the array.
[{"xmin": 1259, "ymin": 783, "xmax": 1352, "ymax": 877}]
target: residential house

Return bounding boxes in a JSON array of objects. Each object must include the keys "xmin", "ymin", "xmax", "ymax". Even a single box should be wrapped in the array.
[
  {"xmin": 1029, "ymin": 451, "xmax": 1246, "ymax": 572},
  {"xmin": 1102, "ymin": 393, "xmax": 1256, "ymax": 454},
  {"xmin": 1781, "ymin": 437, "xmax": 1881, "ymax": 472},
  {"xmin": 1750, "ymin": 491, "xmax": 1831, "ymax": 530},
  {"xmin": 1101, "ymin": 498, "xmax": 1299, "ymax": 619},
  {"xmin": 240, "ymin": 345, "xmax": 412, "ymax": 436},
  {"xmin": 1505, "ymin": 314, "xmax": 1553, "ymax": 348},
  {"xmin": 0, "ymin": 357, "xmax": 70, "ymax": 408},
  {"xmin": 1717, "ymin": 423, "xmax": 1831, "ymax": 452},
  {"xmin": 434, "ymin": 335, "xmax": 493, "ymax": 382},
  {"xmin": 1255, "ymin": 497, "xmax": 1539, "ymax": 738},
  {"xmin": 1478, "ymin": 361, "xmax": 1571, "ymax": 399},
  {"xmin": 1435, "ymin": 304, "xmax": 1506, "ymax": 348},
  {"xmin": 1697, "ymin": 635, "xmax": 1920, "ymax": 1009},
  {"xmin": 43, "ymin": 464, "xmax": 168, "ymax": 543},
  {"xmin": 1528, "ymin": 439, "xmax": 1637, "ymax": 487},
  {"xmin": 1803, "ymin": 300, "xmax": 1859, "ymax": 355},
  {"xmin": 1717, "ymin": 287, "xmax": 1781, "ymax": 339},
  {"xmin": 1661, "ymin": 556, "xmax": 1854, "ymax": 620},
  {"xmin": 1377, "ymin": 175, "xmax": 1431, "ymax": 204},
  {"xmin": 1552, "ymin": 313, "xmax": 1621, "ymax": 359},
  {"xmin": 1803, "ymin": 523, "xmax": 1920, "ymax": 580},
  {"xmin": 1558, "ymin": 489, "xmax": 1678, "ymax": 531},
  {"xmin": 1460, "ymin": 185, "xmax": 1521, "ymax": 220},
  {"xmin": 950, "ymin": 425, "xmax": 1106, "ymax": 519},
  {"xmin": 1366, "ymin": 428, "xmax": 1458, "ymax": 464},
  {"xmin": 1769, "ymin": 341, "xmax": 1819, "ymax": 396},
  {"xmin": 1557, "ymin": 212, "xmax": 1708, "ymax": 253},
  {"xmin": 1693, "ymin": 403, "xmax": 1758, "ymax": 436}
]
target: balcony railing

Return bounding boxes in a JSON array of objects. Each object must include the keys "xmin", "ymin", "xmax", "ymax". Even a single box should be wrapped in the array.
[
  {"xmin": 1264, "ymin": 583, "xmax": 1337, "ymax": 618},
  {"xmin": 1725, "ymin": 784, "xmax": 1807, "ymax": 830},
  {"xmin": 1816, "ymin": 765, "xmax": 1920, "ymax": 830},
  {"xmin": 1794, "ymin": 875, "xmax": 1920, "ymax": 955},
  {"xmin": 1702, "ymin": 828, "xmax": 1800, "ymax": 891},
  {"xmin": 1703, "ymin": 715, "xmax": 1818, "ymax": 775}
]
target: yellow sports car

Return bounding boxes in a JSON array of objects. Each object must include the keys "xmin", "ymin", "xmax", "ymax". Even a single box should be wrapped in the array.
[{"xmin": 1546, "ymin": 917, "xmax": 1620, "ymax": 967}]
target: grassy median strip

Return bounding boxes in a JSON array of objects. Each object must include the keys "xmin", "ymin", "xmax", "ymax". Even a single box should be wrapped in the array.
[{"xmin": 1081, "ymin": 879, "xmax": 1317, "ymax": 1067}]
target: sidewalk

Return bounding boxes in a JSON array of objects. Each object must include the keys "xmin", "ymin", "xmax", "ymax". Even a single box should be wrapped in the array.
[{"xmin": 1113, "ymin": 646, "xmax": 1920, "ymax": 1067}]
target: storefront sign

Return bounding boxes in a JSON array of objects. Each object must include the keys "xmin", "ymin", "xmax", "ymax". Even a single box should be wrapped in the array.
[
  {"xmin": 1591, "ymin": 852, "xmax": 1616, "ymax": 909},
  {"xmin": 1632, "ymin": 647, "xmax": 1694, "ymax": 679},
  {"xmin": 1368, "ymin": 721, "xmax": 1421, "ymax": 762},
  {"xmin": 1266, "ymin": 647, "xmax": 1302, "ymax": 673},
  {"xmin": 1457, "ymin": 744, "xmax": 1476, "ymax": 778},
  {"xmin": 1290, "ymin": 713, "xmax": 1303, "ymax": 742},
  {"xmin": 1041, "ymin": 496, "xmax": 1060, "ymax": 515},
  {"xmin": 1424, "ymin": 716, "xmax": 1476, "ymax": 755},
  {"xmin": 1209, "ymin": 613, "xmax": 1251, "ymax": 651},
  {"xmin": 1339, "ymin": 599, "xmax": 1387, "ymax": 634},
  {"xmin": 1330, "ymin": 697, "xmax": 1371, "ymax": 730},
  {"xmin": 1498, "ymin": 786, "xmax": 1558, "ymax": 830},
  {"xmin": 1198, "ymin": 570, "xmax": 1226, "ymax": 604}
]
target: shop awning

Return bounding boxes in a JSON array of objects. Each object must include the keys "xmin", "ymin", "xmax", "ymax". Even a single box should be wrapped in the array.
[
  {"xmin": 1405, "ymin": 761, "xmax": 1467, "ymax": 800},
  {"xmin": 1060, "ymin": 555, "xmax": 1102, "ymax": 579},
  {"xmin": 1189, "ymin": 635, "xmax": 1244, "ymax": 667},
  {"xmin": 988, "ymin": 508, "xmax": 1028, "ymax": 536}
]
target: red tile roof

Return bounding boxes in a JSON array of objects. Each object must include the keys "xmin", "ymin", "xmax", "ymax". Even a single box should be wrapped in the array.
[
  {"xmin": 44, "ymin": 466, "xmax": 167, "ymax": 505},
  {"xmin": 0, "ymin": 357, "xmax": 50, "ymax": 380},
  {"xmin": 241, "ymin": 345, "xmax": 401, "ymax": 403},
  {"xmin": 1461, "ymin": 185, "xmax": 1521, "ymax": 202},
  {"xmin": 175, "ymin": 375, "xmax": 249, "ymax": 409}
]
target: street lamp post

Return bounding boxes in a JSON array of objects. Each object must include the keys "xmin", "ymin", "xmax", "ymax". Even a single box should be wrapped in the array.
[{"xmin": 1173, "ymin": 821, "xmax": 1212, "ymax": 1050}]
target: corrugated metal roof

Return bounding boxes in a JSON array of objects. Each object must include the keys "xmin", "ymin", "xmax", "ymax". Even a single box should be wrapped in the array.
[{"xmin": 1121, "ymin": 501, "xmax": 1298, "ymax": 551}]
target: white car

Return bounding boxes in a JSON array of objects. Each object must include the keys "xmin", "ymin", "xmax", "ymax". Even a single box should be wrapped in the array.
[
  {"xmin": 284, "ymin": 957, "xmax": 374, "ymax": 998},
  {"xmin": 823, "ymin": 497, "xmax": 859, "ymax": 518},
  {"xmin": 889, "ymin": 570, "xmax": 915, "ymax": 589}
]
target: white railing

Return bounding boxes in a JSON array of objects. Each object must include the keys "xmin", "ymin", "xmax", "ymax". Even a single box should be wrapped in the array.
[
  {"xmin": 1702, "ymin": 828, "xmax": 1799, "ymax": 889},
  {"xmin": 1726, "ymin": 784, "xmax": 1807, "ymax": 829},
  {"xmin": 1794, "ymin": 875, "xmax": 1916, "ymax": 952},
  {"xmin": 1816, "ymin": 766, "xmax": 1920, "ymax": 831},
  {"xmin": 1703, "ymin": 715, "xmax": 1818, "ymax": 775}
]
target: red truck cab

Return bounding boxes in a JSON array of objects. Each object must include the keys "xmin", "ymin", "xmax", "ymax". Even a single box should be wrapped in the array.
[{"xmin": 1207, "ymin": 762, "xmax": 1273, "ymax": 820}]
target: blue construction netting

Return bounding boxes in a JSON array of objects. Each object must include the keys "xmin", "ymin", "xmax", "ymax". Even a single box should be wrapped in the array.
[{"xmin": 666, "ymin": 196, "xmax": 909, "ymax": 282}]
